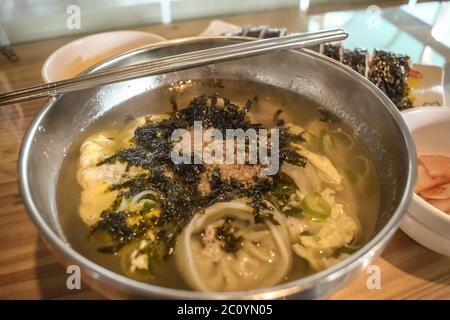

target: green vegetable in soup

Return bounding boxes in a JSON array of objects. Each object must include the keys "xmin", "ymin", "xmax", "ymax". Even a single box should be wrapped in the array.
[
  {"xmin": 301, "ymin": 192, "xmax": 331, "ymax": 220},
  {"xmin": 271, "ymin": 177, "xmax": 302, "ymax": 216},
  {"xmin": 283, "ymin": 206, "xmax": 302, "ymax": 216},
  {"xmin": 344, "ymin": 168, "xmax": 359, "ymax": 184},
  {"xmin": 272, "ymin": 184, "xmax": 295, "ymax": 199},
  {"xmin": 140, "ymin": 199, "xmax": 157, "ymax": 212}
]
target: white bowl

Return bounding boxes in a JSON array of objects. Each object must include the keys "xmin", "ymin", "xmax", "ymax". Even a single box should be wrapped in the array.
[
  {"xmin": 400, "ymin": 107, "xmax": 450, "ymax": 256},
  {"xmin": 42, "ymin": 30, "xmax": 166, "ymax": 82}
]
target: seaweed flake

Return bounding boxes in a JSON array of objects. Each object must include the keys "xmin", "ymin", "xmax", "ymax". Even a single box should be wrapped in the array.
[
  {"xmin": 215, "ymin": 218, "xmax": 243, "ymax": 253},
  {"xmin": 368, "ymin": 49, "xmax": 412, "ymax": 110},
  {"xmin": 89, "ymin": 94, "xmax": 311, "ymax": 267}
]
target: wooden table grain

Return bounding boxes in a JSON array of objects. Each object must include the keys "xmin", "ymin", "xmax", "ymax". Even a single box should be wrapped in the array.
[{"xmin": 0, "ymin": 9, "xmax": 449, "ymax": 300}]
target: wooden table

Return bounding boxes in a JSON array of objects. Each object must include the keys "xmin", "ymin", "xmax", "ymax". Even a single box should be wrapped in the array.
[{"xmin": 0, "ymin": 9, "xmax": 449, "ymax": 300}]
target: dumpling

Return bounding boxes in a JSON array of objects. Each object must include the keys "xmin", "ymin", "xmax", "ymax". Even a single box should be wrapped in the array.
[
  {"xmin": 79, "ymin": 134, "xmax": 116, "ymax": 169},
  {"xmin": 175, "ymin": 200, "xmax": 292, "ymax": 292},
  {"xmin": 77, "ymin": 134, "xmax": 122, "ymax": 226},
  {"xmin": 79, "ymin": 183, "xmax": 118, "ymax": 226},
  {"xmin": 281, "ymin": 162, "xmax": 322, "ymax": 195},
  {"xmin": 292, "ymin": 144, "xmax": 343, "ymax": 186},
  {"xmin": 292, "ymin": 188, "xmax": 360, "ymax": 270}
]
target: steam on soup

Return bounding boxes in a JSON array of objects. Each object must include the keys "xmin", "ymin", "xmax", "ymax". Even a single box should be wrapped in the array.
[{"xmin": 58, "ymin": 81, "xmax": 379, "ymax": 292}]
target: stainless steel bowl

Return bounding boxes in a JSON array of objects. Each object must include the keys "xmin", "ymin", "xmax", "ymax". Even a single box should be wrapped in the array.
[{"xmin": 18, "ymin": 37, "xmax": 416, "ymax": 299}]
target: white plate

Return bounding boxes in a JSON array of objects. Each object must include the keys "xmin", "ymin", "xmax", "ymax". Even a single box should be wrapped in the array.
[
  {"xmin": 200, "ymin": 20, "xmax": 446, "ymax": 108},
  {"xmin": 400, "ymin": 107, "xmax": 450, "ymax": 256},
  {"xmin": 42, "ymin": 30, "xmax": 166, "ymax": 82},
  {"xmin": 400, "ymin": 212, "xmax": 450, "ymax": 256}
]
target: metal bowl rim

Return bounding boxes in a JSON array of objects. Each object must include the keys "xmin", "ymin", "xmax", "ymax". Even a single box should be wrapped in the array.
[{"xmin": 18, "ymin": 36, "xmax": 416, "ymax": 299}]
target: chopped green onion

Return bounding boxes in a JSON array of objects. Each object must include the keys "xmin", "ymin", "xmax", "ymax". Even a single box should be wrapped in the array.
[
  {"xmin": 301, "ymin": 192, "xmax": 331, "ymax": 220},
  {"xmin": 140, "ymin": 199, "xmax": 157, "ymax": 212}
]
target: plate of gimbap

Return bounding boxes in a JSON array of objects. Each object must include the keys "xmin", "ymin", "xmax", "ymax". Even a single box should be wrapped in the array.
[{"xmin": 201, "ymin": 20, "xmax": 445, "ymax": 111}]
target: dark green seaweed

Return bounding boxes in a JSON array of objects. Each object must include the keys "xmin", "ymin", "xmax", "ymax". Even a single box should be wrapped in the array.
[{"xmin": 89, "ymin": 95, "xmax": 308, "ymax": 273}]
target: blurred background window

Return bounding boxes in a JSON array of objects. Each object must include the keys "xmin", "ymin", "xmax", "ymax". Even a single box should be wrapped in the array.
[{"xmin": 0, "ymin": 0, "xmax": 449, "ymax": 66}]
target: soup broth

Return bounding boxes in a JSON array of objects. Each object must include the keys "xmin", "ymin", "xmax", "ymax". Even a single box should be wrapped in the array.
[{"xmin": 57, "ymin": 79, "xmax": 380, "ymax": 291}]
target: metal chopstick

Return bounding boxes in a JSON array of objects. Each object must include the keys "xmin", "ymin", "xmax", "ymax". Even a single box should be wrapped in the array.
[{"xmin": 0, "ymin": 28, "xmax": 347, "ymax": 106}]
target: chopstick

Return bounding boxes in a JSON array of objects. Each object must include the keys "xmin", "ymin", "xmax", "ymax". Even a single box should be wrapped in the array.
[{"xmin": 0, "ymin": 29, "xmax": 347, "ymax": 107}]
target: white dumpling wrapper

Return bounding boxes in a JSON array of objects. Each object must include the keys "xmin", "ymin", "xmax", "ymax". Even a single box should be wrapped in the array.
[
  {"xmin": 292, "ymin": 144, "xmax": 343, "ymax": 186},
  {"xmin": 292, "ymin": 189, "xmax": 359, "ymax": 270},
  {"xmin": 175, "ymin": 200, "xmax": 292, "ymax": 292},
  {"xmin": 281, "ymin": 162, "xmax": 321, "ymax": 195}
]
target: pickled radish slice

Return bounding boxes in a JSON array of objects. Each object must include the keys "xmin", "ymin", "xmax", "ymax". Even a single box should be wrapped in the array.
[
  {"xmin": 419, "ymin": 155, "xmax": 450, "ymax": 179},
  {"xmin": 415, "ymin": 162, "xmax": 450, "ymax": 193},
  {"xmin": 420, "ymin": 183, "xmax": 450, "ymax": 200}
]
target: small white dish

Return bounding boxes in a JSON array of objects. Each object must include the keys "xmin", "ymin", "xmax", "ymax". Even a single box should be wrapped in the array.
[
  {"xmin": 42, "ymin": 30, "xmax": 166, "ymax": 82},
  {"xmin": 410, "ymin": 64, "xmax": 446, "ymax": 107},
  {"xmin": 400, "ymin": 107, "xmax": 450, "ymax": 256}
]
